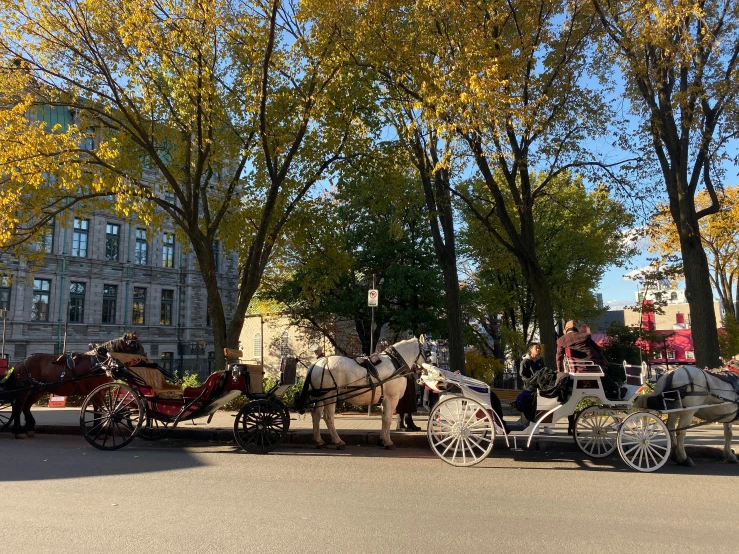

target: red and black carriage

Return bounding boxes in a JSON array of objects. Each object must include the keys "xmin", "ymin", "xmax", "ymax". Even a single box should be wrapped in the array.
[{"xmin": 80, "ymin": 347, "xmax": 295, "ymax": 452}]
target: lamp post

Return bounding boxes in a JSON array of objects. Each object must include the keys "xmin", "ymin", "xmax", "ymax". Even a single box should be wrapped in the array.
[{"xmin": 0, "ymin": 308, "xmax": 8, "ymax": 360}]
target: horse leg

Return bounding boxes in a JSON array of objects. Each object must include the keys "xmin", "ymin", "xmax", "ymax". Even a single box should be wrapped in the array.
[
  {"xmin": 723, "ymin": 423, "xmax": 737, "ymax": 463},
  {"xmin": 323, "ymin": 403, "xmax": 345, "ymax": 449},
  {"xmin": 674, "ymin": 410, "xmax": 697, "ymax": 467},
  {"xmin": 666, "ymin": 412, "xmax": 680, "ymax": 461},
  {"xmin": 23, "ymin": 392, "xmax": 42, "ymax": 438},
  {"xmin": 312, "ymin": 404, "xmax": 326, "ymax": 449},
  {"xmin": 11, "ymin": 393, "xmax": 28, "ymax": 439},
  {"xmin": 381, "ymin": 397, "xmax": 395, "ymax": 450}
]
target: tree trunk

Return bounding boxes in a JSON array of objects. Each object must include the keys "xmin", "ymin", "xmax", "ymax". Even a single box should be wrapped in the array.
[
  {"xmin": 679, "ymin": 222, "xmax": 722, "ymax": 368},
  {"xmin": 520, "ymin": 258, "xmax": 557, "ymax": 370}
]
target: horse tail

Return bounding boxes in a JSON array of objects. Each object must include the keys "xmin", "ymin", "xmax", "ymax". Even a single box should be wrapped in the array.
[
  {"xmin": 633, "ymin": 370, "xmax": 670, "ymax": 409},
  {"xmin": 295, "ymin": 364, "xmax": 315, "ymax": 414}
]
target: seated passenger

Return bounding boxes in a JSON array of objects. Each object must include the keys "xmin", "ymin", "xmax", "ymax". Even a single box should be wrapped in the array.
[{"xmin": 556, "ymin": 320, "xmax": 622, "ymax": 400}]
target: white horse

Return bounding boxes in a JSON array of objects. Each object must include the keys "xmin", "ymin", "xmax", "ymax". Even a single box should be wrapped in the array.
[
  {"xmin": 297, "ymin": 337, "xmax": 428, "ymax": 450},
  {"xmin": 634, "ymin": 365, "xmax": 738, "ymax": 466}
]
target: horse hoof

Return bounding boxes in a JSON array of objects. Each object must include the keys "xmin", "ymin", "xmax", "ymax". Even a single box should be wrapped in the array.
[
  {"xmin": 316, "ymin": 443, "xmax": 328, "ymax": 450},
  {"xmin": 26, "ymin": 431, "xmax": 35, "ymax": 439},
  {"xmin": 336, "ymin": 443, "xmax": 346, "ymax": 450},
  {"xmin": 15, "ymin": 433, "xmax": 28, "ymax": 440},
  {"xmin": 677, "ymin": 457, "xmax": 695, "ymax": 468},
  {"xmin": 384, "ymin": 444, "xmax": 396, "ymax": 450}
]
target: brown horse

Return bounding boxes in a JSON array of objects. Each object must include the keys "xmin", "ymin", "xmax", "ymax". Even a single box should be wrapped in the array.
[{"xmin": 5, "ymin": 334, "xmax": 145, "ymax": 438}]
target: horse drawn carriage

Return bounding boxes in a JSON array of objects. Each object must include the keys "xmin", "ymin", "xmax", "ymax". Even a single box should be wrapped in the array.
[
  {"xmin": 419, "ymin": 356, "xmax": 739, "ymax": 471},
  {"xmin": 0, "ymin": 337, "xmax": 296, "ymax": 453},
  {"xmin": 78, "ymin": 346, "xmax": 296, "ymax": 452}
]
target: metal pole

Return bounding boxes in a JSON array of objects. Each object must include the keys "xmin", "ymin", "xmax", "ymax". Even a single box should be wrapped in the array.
[
  {"xmin": 1, "ymin": 309, "xmax": 7, "ymax": 359},
  {"xmin": 368, "ymin": 274, "xmax": 375, "ymax": 417},
  {"xmin": 62, "ymin": 302, "xmax": 69, "ymax": 354}
]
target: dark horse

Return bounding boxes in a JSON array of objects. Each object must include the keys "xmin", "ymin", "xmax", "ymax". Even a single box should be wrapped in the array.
[{"xmin": 5, "ymin": 334, "xmax": 145, "ymax": 438}]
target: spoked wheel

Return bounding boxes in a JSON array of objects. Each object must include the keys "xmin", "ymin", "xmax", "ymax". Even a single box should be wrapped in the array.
[
  {"xmin": 574, "ymin": 406, "xmax": 621, "ymax": 458},
  {"xmin": 0, "ymin": 399, "xmax": 12, "ymax": 431},
  {"xmin": 427, "ymin": 396, "xmax": 495, "ymax": 467},
  {"xmin": 617, "ymin": 412, "xmax": 671, "ymax": 472},
  {"xmin": 137, "ymin": 416, "xmax": 172, "ymax": 441},
  {"xmin": 233, "ymin": 399, "xmax": 288, "ymax": 454},
  {"xmin": 80, "ymin": 383, "xmax": 146, "ymax": 450}
]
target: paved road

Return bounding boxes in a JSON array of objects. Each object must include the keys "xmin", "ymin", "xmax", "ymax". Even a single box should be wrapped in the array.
[{"xmin": 1, "ymin": 435, "xmax": 737, "ymax": 554}]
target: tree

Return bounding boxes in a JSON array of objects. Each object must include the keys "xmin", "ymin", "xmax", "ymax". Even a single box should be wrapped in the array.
[
  {"xmin": 0, "ymin": 0, "xmax": 371, "ymax": 369},
  {"xmin": 461, "ymin": 173, "xmax": 635, "ymax": 359},
  {"xmin": 592, "ymin": 0, "xmax": 739, "ymax": 368},
  {"xmin": 266, "ymin": 147, "xmax": 446, "ymax": 354},
  {"xmin": 648, "ymin": 186, "xmax": 739, "ymax": 317},
  {"xmin": 307, "ymin": 0, "xmax": 617, "ymax": 369}
]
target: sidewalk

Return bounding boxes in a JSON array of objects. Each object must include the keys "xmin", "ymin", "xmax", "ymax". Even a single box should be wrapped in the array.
[{"xmin": 20, "ymin": 407, "xmax": 735, "ymax": 460}]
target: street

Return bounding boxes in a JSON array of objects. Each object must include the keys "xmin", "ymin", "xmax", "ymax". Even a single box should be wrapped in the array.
[{"xmin": 1, "ymin": 434, "xmax": 737, "ymax": 554}]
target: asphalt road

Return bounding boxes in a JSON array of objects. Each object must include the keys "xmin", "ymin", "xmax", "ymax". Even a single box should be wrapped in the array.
[{"xmin": 1, "ymin": 434, "xmax": 737, "ymax": 554}]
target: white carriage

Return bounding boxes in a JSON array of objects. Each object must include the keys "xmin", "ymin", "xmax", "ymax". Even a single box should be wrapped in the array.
[{"xmin": 419, "ymin": 358, "xmax": 675, "ymax": 472}]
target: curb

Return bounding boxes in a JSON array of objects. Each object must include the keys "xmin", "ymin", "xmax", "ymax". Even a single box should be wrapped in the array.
[{"xmin": 29, "ymin": 425, "xmax": 731, "ymax": 461}]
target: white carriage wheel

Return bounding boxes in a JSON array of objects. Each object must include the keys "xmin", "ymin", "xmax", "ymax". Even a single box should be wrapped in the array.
[
  {"xmin": 427, "ymin": 396, "xmax": 494, "ymax": 467},
  {"xmin": 617, "ymin": 412, "xmax": 671, "ymax": 473},
  {"xmin": 574, "ymin": 406, "xmax": 620, "ymax": 459}
]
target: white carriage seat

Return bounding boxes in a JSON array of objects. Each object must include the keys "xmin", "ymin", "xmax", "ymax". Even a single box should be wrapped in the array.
[{"xmin": 563, "ymin": 358, "xmax": 605, "ymax": 375}]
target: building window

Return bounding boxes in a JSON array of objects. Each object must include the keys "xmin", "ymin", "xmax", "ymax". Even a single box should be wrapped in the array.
[
  {"xmin": 666, "ymin": 350, "xmax": 675, "ymax": 360},
  {"xmin": 685, "ymin": 350, "xmax": 695, "ymax": 360},
  {"xmin": 253, "ymin": 332, "xmax": 262, "ymax": 360},
  {"xmin": 160, "ymin": 289, "xmax": 173, "ymax": 325},
  {"xmin": 36, "ymin": 219, "xmax": 54, "ymax": 254},
  {"xmin": 134, "ymin": 229, "xmax": 148, "ymax": 265},
  {"xmin": 161, "ymin": 352, "xmax": 173, "ymax": 371},
  {"xmin": 0, "ymin": 276, "xmax": 11, "ymax": 314},
  {"xmin": 105, "ymin": 223, "xmax": 120, "ymax": 261},
  {"xmin": 102, "ymin": 284, "xmax": 117, "ymax": 324},
  {"xmin": 72, "ymin": 218, "xmax": 89, "ymax": 257},
  {"xmin": 132, "ymin": 287, "xmax": 146, "ymax": 325},
  {"xmin": 280, "ymin": 330, "xmax": 290, "ymax": 358},
  {"xmin": 208, "ymin": 351, "xmax": 215, "ymax": 373},
  {"xmin": 31, "ymin": 278, "xmax": 51, "ymax": 321},
  {"xmin": 162, "ymin": 233, "xmax": 175, "ymax": 268},
  {"xmin": 212, "ymin": 241, "xmax": 220, "ymax": 272},
  {"xmin": 670, "ymin": 292, "xmax": 678, "ymax": 302},
  {"xmin": 68, "ymin": 282, "xmax": 86, "ymax": 323}
]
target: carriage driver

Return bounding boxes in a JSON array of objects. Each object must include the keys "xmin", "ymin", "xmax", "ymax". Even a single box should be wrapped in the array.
[{"xmin": 555, "ymin": 320, "xmax": 624, "ymax": 400}]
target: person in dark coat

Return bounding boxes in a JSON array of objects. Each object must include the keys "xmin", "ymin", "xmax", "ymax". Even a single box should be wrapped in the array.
[
  {"xmin": 396, "ymin": 373, "xmax": 421, "ymax": 431},
  {"xmin": 520, "ymin": 343, "xmax": 545, "ymax": 380},
  {"xmin": 515, "ymin": 343, "xmax": 549, "ymax": 432}
]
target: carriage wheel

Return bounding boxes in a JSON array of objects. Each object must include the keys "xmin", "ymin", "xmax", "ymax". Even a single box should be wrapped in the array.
[
  {"xmin": 80, "ymin": 383, "xmax": 145, "ymax": 450},
  {"xmin": 574, "ymin": 406, "xmax": 620, "ymax": 459},
  {"xmin": 0, "ymin": 400, "xmax": 12, "ymax": 431},
  {"xmin": 233, "ymin": 399, "xmax": 288, "ymax": 454},
  {"xmin": 427, "ymin": 396, "xmax": 495, "ymax": 467},
  {"xmin": 137, "ymin": 416, "xmax": 172, "ymax": 441},
  {"xmin": 617, "ymin": 412, "xmax": 671, "ymax": 472}
]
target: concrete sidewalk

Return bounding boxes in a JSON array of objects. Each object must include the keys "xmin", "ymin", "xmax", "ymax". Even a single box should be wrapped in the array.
[{"xmin": 16, "ymin": 406, "xmax": 737, "ymax": 460}]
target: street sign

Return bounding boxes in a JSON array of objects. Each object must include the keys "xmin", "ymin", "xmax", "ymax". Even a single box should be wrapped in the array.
[{"xmin": 368, "ymin": 289, "xmax": 379, "ymax": 307}]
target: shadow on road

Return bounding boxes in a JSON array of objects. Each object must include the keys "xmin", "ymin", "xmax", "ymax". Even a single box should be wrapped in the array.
[{"xmin": 0, "ymin": 434, "xmax": 209, "ymax": 482}]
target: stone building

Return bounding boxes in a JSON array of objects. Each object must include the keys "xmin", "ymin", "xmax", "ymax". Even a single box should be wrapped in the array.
[{"xmin": 0, "ymin": 211, "xmax": 239, "ymax": 378}]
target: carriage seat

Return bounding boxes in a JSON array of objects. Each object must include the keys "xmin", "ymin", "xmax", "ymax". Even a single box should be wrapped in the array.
[{"xmin": 129, "ymin": 367, "xmax": 183, "ymax": 399}]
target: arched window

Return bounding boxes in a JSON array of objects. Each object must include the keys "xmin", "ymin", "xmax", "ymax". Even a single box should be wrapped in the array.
[
  {"xmin": 670, "ymin": 292, "xmax": 677, "ymax": 301},
  {"xmin": 253, "ymin": 333, "xmax": 262, "ymax": 360},
  {"xmin": 280, "ymin": 330, "xmax": 290, "ymax": 358}
]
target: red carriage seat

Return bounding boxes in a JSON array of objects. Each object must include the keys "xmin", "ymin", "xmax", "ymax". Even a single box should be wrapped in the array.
[
  {"xmin": 183, "ymin": 371, "xmax": 228, "ymax": 399},
  {"xmin": 0, "ymin": 358, "xmax": 8, "ymax": 378}
]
